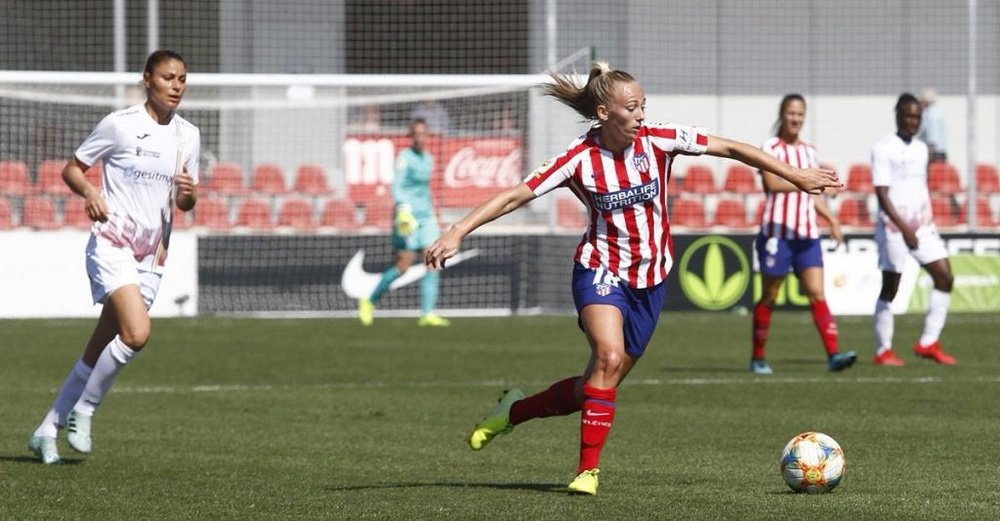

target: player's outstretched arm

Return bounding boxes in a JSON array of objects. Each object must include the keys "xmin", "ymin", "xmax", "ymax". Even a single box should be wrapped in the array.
[
  {"xmin": 425, "ymin": 183, "xmax": 536, "ymax": 269},
  {"xmin": 706, "ymin": 135, "xmax": 842, "ymax": 194}
]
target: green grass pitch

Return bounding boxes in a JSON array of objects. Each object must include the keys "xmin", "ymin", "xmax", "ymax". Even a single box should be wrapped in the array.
[{"xmin": 2, "ymin": 313, "xmax": 998, "ymax": 520}]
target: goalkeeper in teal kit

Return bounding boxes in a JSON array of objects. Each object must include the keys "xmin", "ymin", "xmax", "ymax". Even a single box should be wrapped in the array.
[{"xmin": 359, "ymin": 118, "xmax": 449, "ymax": 327}]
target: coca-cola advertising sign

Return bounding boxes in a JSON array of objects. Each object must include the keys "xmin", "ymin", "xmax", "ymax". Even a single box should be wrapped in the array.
[{"xmin": 343, "ymin": 134, "xmax": 522, "ymax": 208}]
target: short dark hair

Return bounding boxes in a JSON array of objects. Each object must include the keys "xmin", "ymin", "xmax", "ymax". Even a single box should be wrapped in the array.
[
  {"xmin": 895, "ymin": 93, "xmax": 920, "ymax": 113},
  {"xmin": 144, "ymin": 50, "xmax": 186, "ymax": 75}
]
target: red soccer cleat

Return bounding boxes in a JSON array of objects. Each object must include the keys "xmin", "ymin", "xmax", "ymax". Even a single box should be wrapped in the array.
[
  {"xmin": 874, "ymin": 349, "xmax": 905, "ymax": 366},
  {"xmin": 914, "ymin": 341, "xmax": 957, "ymax": 365}
]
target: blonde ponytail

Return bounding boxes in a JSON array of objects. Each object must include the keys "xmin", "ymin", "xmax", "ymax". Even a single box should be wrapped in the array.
[{"xmin": 543, "ymin": 61, "xmax": 636, "ymax": 121}]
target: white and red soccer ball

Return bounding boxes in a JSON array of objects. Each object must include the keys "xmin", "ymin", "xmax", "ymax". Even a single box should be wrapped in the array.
[{"xmin": 780, "ymin": 432, "xmax": 845, "ymax": 493}]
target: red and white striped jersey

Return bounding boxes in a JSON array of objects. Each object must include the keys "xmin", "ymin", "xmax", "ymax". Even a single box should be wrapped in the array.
[
  {"xmin": 758, "ymin": 137, "xmax": 820, "ymax": 240},
  {"xmin": 525, "ymin": 123, "xmax": 708, "ymax": 288}
]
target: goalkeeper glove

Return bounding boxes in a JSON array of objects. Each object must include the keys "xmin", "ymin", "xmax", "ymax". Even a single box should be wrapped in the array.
[{"xmin": 395, "ymin": 204, "xmax": 418, "ymax": 236}]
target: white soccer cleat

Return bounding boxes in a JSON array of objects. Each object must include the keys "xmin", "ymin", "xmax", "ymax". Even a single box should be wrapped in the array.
[
  {"xmin": 28, "ymin": 435, "xmax": 61, "ymax": 465},
  {"xmin": 66, "ymin": 410, "xmax": 92, "ymax": 453}
]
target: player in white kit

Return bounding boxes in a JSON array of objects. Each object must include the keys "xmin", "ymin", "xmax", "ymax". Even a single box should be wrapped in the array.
[
  {"xmin": 871, "ymin": 93, "xmax": 956, "ymax": 366},
  {"xmin": 28, "ymin": 50, "xmax": 201, "ymax": 464}
]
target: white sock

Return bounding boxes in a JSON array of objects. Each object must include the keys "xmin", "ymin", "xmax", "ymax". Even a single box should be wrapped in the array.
[
  {"xmin": 919, "ymin": 289, "xmax": 951, "ymax": 347},
  {"xmin": 874, "ymin": 299, "xmax": 894, "ymax": 355},
  {"xmin": 34, "ymin": 358, "xmax": 93, "ymax": 438},
  {"xmin": 72, "ymin": 337, "xmax": 137, "ymax": 417}
]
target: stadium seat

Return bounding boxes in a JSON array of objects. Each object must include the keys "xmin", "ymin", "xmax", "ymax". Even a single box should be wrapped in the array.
[
  {"xmin": 928, "ymin": 163, "xmax": 962, "ymax": 195},
  {"xmin": 713, "ymin": 199, "xmax": 752, "ymax": 229},
  {"xmin": 722, "ymin": 165, "xmax": 759, "ymax": 194},
  {"xmin": 556, "ymin": 196, "xmax": 588, "ymax": 229},
  {"xmin": 958, "ymin": 196, "xmax": 998, "ymax": 227},
  {"xmin": 931, "ymin": 195, "xmax": 958, "ymax": 226},
  {"xmin": 250, "ymin": 163, "xmax": 288, "ymax": 194},
  {"xmin": 293, "ymin": 164, "xmax": 330, "ymax": 195},
  {"xmin": 22, "ymin": 195, "xmax": 59, "ymax": 229},
  {"xmin": 837, "ymin": 197, "xmax": 872, "ymax": 227},
  {"xmin": 319, "ymin": 198, "xmax": 359, "ymax": 230},
  {"xmin": 362, "ymin": 197, "xmax": 394, "ymax": 228},
  {"xmin": 235, "ymin": 198, "xmax": 274, "ymax": 229},
  {"xmin": 193, "ymin": 197, "xmax": 232, "ymax": 229},
  {"xmin": 976, "ymin": 164, "xmax": 999, "ymax": 193},
  {"xmin": 62, "ymin": 197, "xmax": 93, "ymax": 228},
  {"xmin": 753, "ymin": 198, "xmax": 766, "ymax": 225},
  {"xmin": 671, "ymin": 197, "xmax": 709, "ymax": 228},
  {"xmin": 680, "ymin": 165, "xmax": 716, "ymax": 194},
  {"xmin": 172, "ymin": 208, "xmax": 191, "ymax": 229},
  {"xmin": 0, "ymin": 161, "xmax": 33, "ymax": 195},
  {"xmin": 84, "ymin": 161, "xmax": 103, "ymax": 187},
  {"xmin": 37, "ymin": 160, "xmax": 73, "ymax": 195},
  {"xmin": 0, "ymin": 198, "xmax": 13, "ymax": 229},
  {"xmin": 205, "ymin": 163, "xmax": 246, "ymax": 195},
  {"xmin": 846, "ymin": 164, "xmax": 873, "ymax": 193},
  {"xmin": 277, "ymin": 198, "xmax": 317, "ymax": 229},
  {"xmin": 666, "ymin": 173, "xmax": 680, "ymax": 197}
]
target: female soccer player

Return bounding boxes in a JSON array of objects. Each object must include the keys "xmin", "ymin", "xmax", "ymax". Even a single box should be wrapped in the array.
[
  {"xmin": 29, "ymin": 50, "xmax": 201, "ymax": 464},
  {"xmin": 749, "ymin": 94, "xmax": 857, "ymax": 374},
  {"xmin": 871, "ymin": 93, "xmax": 956, "ymax": 366},
  {"xmin": 424, "ymin": 62, "xmax": 841, "ymax": 495},
  {"xmin": 358, "ymin": 118, "xmax": 449, "ymax": 327}
]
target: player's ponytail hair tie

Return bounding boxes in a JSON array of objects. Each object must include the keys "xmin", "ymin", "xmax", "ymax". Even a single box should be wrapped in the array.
[{"xmin": 543, "ymin": 61, "xmax": 636, "ymax": 121}]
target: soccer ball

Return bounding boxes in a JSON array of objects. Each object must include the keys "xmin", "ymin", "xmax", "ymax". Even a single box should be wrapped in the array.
[{"xmin": 780, "ymin": 432, "xmax": 845, "ymax": 493}]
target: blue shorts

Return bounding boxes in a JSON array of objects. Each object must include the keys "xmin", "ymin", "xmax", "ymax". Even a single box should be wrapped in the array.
[
  {"xmin": 571, "ymin": 264, "xmax": 666, "ymax": 358},
  {"xmin": 392, "ymin": 215, "xmax": 440, "ymax": 252},
  {"xmin": 755, "ymin": 234, "xmax": 824, "ymax": 277}
]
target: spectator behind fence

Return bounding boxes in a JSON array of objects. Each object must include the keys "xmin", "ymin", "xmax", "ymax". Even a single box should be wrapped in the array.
[
  {"xmin": 917, "ymin": 87, "xmax": 947, "ymax": 163},
  {"xmin": 411, "ymin": 99, "xmax": 450, "ymax": 135}
]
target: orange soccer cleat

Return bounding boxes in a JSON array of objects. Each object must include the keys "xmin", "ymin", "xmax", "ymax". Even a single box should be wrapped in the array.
[
  {"xmin": 874, "ymin": 349, "xmax": 905, "ymax": 366},
  {"xmin": 914, "ymin": 341, "xmax": 957, "ymax": 365}
]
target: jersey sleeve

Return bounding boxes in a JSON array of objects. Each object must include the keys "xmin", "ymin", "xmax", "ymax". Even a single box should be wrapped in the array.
[
  {"xmin": 870, "ymin": 141, "xmax": 891, "ymax": 187},
  {"xmin": 74, "ymin": 114, "xmax": 117, "ymax": 167},
  {"xmin": 523, "ymin": 146, "xmax": 580, "ymax": 197},
  {"xmin": 645, "ymin": 123, "xmax": 709, "ymax": 156}
]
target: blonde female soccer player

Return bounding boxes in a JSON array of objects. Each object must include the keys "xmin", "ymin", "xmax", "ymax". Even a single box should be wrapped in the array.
[
  {"xmin": 749, "ymin": 94, "xmax": 856, "ymax": 374},
  {"xmin": 29, "ymin": 50, "xmax": 201, "ymax": 464},
  {"xmin": 425, "ymin": 62, "xmax": 841, "ymax": 495}
]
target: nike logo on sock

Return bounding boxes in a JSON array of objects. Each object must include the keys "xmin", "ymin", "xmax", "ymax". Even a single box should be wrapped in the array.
[{"xmin": 584, "ymin": 410, "xmax": 610, "ymax": 417}]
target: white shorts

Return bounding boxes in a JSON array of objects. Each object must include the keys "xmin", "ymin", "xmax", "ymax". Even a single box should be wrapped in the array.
[
  {"xmin": 86, "ymin": 235, "xmax": 162, "ymax": 308},
  {"xmin": 875, "ymin": 219, "xmax": 949, "ymax": 273}
]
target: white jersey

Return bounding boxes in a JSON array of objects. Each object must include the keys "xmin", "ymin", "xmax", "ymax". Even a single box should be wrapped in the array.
[
  {"xmin": 75, "ymin": 104, "xmax": 200, "ymax": 273},
  {"xmin": 525, "ymin": 123, "xmax": 709, "ymax": 289},
  {"xmin": 758, "ymin": 137, "xmax": 820, "ymax": 240},
  {"xmin": 870, "ymin": 133, "xmax": 931, "ymax": 231}
]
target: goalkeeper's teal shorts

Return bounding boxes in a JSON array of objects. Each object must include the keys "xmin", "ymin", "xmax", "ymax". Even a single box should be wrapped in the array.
[{"xmin": 393, "ymin": 216, "xmax": 440, "ymax": 252}]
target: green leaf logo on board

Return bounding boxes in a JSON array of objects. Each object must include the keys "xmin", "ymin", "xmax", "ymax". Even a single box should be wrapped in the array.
[{"xmin": 678, "ymin": 236, "xmax": 750, "ymax": 310}]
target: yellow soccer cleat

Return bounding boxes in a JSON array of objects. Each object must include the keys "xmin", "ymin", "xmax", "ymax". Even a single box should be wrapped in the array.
[
  {"xmin": 468, "ymin": 388, "xmax": 525, "ymax": 450},
  {"xmin": 417, "ymin": 314, "xmax": 450, "ymax": 327},
  {"xmin": 567, "ymin": 468, "xmax": 600, "ymax": 496},
  {"xmin": 358, "ymin": 298, "xmax": 374, "ymax": 326}
]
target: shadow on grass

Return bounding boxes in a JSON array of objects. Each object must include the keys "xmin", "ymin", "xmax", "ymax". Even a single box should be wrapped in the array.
[
  {"xmin": 0, "ymin": 455, "xmax": 84, "ymax": 465},
  {"xmin": 324, "ymin": 481, "xmax": 565, "ymax": 493}
]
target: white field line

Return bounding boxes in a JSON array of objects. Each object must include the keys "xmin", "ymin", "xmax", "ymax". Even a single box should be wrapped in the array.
[{"xmin": 65, "ymin": 374, "xmax": 1000, "ymax": 395}]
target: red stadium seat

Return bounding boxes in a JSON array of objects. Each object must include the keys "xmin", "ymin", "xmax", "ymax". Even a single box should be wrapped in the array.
[
  {"xmin": 846, "ymin": 164, "xmax": 873, "ymax": 193},
  {"xmin": 0, "ymin": 161, "xmax": 33, "ymax": 195},
  {"xmin": 62, "ymin": 197, "xmax": 93, "ymax": 228},
  {"xmin": 193, "ymin": 197, "xmax": 231, "ymax": 229},
  {"xmin": 84, "ymin": 161, "xmax": 103, "ymax": 189},
  {"xmin": 671, "ymin": 197, "xmax": 709, "ymax": 228},
  {"xmin": 680, "ymin": 165, "xmax": 716, "ymax": 194},
  {"xmin": 722, "ymin": 165, "xmax": 758, "ymax": 194},
  {"xmin": 319, "ymin": 198, "xmax": 359, "ymax": 229},
  {"xmin": 235, "ymin": 198, "xmax": 273, "ymax": 229},
  {"xmin": 837, "ymin": 197, "xmax": 872, "ymax": 227},
  {"xmin": 928, "ymin": 163, "xmax": 961, "ymax": 195},
  {"xmin": 277, "ymin": 198, "xmax": 317, "ymax": 229},
  {"xmin": 713, "ymin": 199, "xmax": 752, "ymax": 229},
  {"xmin": 362, "ymin": 197, "xmax": 394, "ymax": 228},
  {"xmin": 205, "ymin": 163, "xmax": 246, "ymax": 195},
  {"xmin": 250, "ymin": 163, "xmax": 288, "ymax": 194},
  {"xmin": 37, "ymin": 160, "xmax": 73, "ymax": 196},
  {"xmin": 931, "ymin": 196, "xmax": 958, "ymax": 226},
  {"xmin": 666, "ymin": 173, "xmax": 680, "ymax": 197},
  {"xmin": 959, "ymin": 196, "xmax": 998, "ymax": 227},
  {"xmin": 556, "ymin": 196, "xmax": 588, "ymax": 229},
  {"xmin": 22, "ymin": 195, "xmax": 59, "ymax": 229},
  {"xmin": 0, "ymin": 198, "xmax": 13, "ymax": 229},
  {"xmin": 293, "ymin": 164, "xmax": 330, "ymax": 195},
  {"xmin": 976, "ymin": 164, "xmax": 999, "ymax": 194}
]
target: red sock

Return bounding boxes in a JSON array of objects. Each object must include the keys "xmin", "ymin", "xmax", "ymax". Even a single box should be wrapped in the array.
[
  {"xmin": 578, "ymin": 382, "xmax": 616, "ymax": 473},
  {"xmin": 810, "ymin": 300, "xmax": 839, "ymax": 356},
  {"xmin": 752, "ymin": 302, "xmax": 772, "ymax": 360},
  {"xmin": 509, "ymin": 377, "xmax": 580, "ymax": 426}
]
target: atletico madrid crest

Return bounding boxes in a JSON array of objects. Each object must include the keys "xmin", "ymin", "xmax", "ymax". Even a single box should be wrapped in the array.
[
  {"xmin": 595, "ymin": 283, "xmax": 612, "ymax": 297},
  {"xmin": 632, "ymin": 152, "xmax": 650, "ymax": 174}
]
